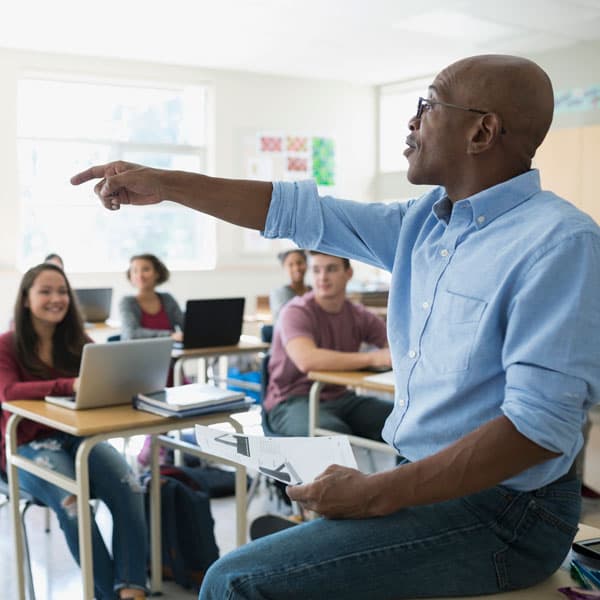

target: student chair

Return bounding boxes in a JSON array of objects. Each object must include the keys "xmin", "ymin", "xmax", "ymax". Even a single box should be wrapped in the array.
[
  {"xmin": 260, "ymin": 324, "xmax": 273, "ymax": 344},
  {"xmin": 0, "ymin": 470, "xmax": 49, "ymax": 600}
]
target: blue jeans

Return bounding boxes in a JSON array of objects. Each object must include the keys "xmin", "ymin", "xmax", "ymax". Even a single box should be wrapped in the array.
[
  {"xmin": 266, "ymin": 391, "xmax": 393, "ymax": 439},
  {"xmin": 18, "ymin": 433, "xmax": 148, "ymax": 600},
  {"xmin": 199, "ymin": 477, "xmax": 581, "ymax": 599}
]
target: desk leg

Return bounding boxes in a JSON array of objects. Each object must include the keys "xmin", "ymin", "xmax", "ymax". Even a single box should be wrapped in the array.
[
  {"xmin": 76, "ymin": 437, "xmax": 99, "ymax": 600},
  {"xmin": 6, "ymin": 414, "xmax": 26, "ymax": 600},
  {"xmin": 173, "ymin": 356, "xmax": 184, "ymax": 387},
  {"xmin": 231, "ymin": 419, "xmax": 248, "ymax": 546},
  {"xmin": 308, "ymin": 381, "xmax": 324, "ymax": 436},
  {"xmin": 150, "ymin": 435, "xmax": 162, "ymax": 593}
]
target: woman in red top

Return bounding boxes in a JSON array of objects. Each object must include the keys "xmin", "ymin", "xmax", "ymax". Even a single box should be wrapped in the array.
[
  {"xmin": 0, "ymin": 263, "xmax": 148, "ymax": 600},
  {"xmin": 118, "ymin": 254, "xmax": 184, "ymax": 342}
]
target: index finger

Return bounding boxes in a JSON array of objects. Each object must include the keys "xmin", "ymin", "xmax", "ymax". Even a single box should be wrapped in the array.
[
  {"xmin": 70, "ymin": 165, "xmax": 109, "ymax": 186},
  {"xmin": 286, "ymin": 482, "xmax": 311, "ymax": 501}
]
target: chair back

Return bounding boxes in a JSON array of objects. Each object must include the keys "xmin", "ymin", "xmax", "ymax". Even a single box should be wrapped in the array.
[
  {"xmin": 259, "ymin": 352, "xmax": 278, "ymax": 437},
  {"xmin": 260, "ymin": 324, "xmax": 273, "ymax": 344}
]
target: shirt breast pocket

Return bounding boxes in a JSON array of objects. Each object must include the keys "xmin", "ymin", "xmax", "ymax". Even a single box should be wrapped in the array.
[{"xmin": 436, "ymin": 290, "xmax": 487, "ymax": 373}]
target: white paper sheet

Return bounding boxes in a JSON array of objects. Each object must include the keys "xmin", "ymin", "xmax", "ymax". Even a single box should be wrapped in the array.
[{"xmin": 194, "ymin": 425, "xmax": 357, "ymax": 485}]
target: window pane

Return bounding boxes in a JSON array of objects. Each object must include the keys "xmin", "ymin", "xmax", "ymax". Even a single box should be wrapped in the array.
[
  {"xmin": 17, "ymin": 77, "xmax": 212, "ymax": 273},
  {"xmin": 18, "ymin": 79, "xmax": 206, "ymax": 145}
]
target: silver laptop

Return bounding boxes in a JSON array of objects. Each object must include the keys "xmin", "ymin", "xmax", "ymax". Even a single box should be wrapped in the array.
[
  {"xmin": 74, "ymin": 288, "xmax": 113, "ymax": 323},
  {"xmin": 45, "ymin": 338, "xmax": 173, "ymax": 410}
]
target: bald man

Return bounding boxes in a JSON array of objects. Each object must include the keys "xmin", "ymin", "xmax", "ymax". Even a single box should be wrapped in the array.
[{"xmin": 72, "ymin": 55, "xmax": 600, "ymax": 599}]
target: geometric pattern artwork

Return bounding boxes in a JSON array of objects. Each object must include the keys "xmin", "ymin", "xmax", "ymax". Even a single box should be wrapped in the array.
[
  {"xmin": 312, "ymin": 137, "xmax": 335, "ymax": 186},
  {"xmin": 260, "ymin": 136, "xmax": 283, "ymax": 152},
  {"xmin": 253, "ymin": 132, "xmax": 335, "ymax": 186},
  {"xmin": 287, "ymin": 156, "xmax": 308, "ymax": 171},
  {"xmin": 286, "ymin": 136, "xmax": 308, "ymax": 152}
]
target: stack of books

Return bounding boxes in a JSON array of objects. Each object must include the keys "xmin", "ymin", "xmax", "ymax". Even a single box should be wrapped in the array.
[{"xmin": 133, "ymin": 383, "xmax": 252, "ymax": 417}]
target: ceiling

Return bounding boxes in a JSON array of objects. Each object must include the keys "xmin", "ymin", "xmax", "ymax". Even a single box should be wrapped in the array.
[{"xmin": 2, "ymin": 0, "xmax": 600, "ymax": 85}]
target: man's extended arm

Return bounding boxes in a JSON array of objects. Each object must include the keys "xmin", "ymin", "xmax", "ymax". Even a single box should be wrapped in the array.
[
  {"xmin": 71, "ymin": 161, "xmax": 272, "ymax": 230},
  {"xmin": 287, "ymin": 415, "xmax": 559, "ymax": 518}
]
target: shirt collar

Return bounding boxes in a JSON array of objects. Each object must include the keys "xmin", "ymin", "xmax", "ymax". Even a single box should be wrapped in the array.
[{"xmin": 432, "ymin": 169, "xmax": 542, "ymax": 229}]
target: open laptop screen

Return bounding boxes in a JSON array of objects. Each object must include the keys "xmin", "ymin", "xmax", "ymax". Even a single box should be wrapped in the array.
[
  {"xmin": 180, "ymin": 297, "xmax": 245, "ymax": 349},
  {"xmin": 74, "ymin": 288, "xmax": 113, "ymax": 323}
]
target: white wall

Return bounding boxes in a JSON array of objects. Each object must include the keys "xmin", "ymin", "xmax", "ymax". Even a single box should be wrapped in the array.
[{"xmin": 0, "ymin": 48, "xmax": 377, "ymax": 325}]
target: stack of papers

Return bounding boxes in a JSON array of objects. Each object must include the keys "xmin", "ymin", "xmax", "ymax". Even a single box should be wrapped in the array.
[
  {"xmin": 133, "ymin": 383, "xmax": 251, "ymax": 417},
  {"xmin": 195, "ymin": 425, "xmax": 358, "ymax": 485}
]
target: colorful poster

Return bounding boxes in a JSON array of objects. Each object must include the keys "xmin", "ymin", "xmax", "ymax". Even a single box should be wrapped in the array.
[
  {"xmin": 312, "ymin": 137, "xmax": 335, "ymax": 186},
  {"xmin": 555, "ymin": 85, "xmax": 600, "ymax": 114},
  {"xmin": 259, "ymin": 135, "xmax": 283, "ymax": 152}
]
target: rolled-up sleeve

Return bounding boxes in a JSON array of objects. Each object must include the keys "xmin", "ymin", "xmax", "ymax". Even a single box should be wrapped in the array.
[
  {"xmin": 263, "ymin": 180, "xmax": 406, "ymax": 272},
  {"xmin": 502, "ymin": 232, "xmax": 600, "ymax": 462}
]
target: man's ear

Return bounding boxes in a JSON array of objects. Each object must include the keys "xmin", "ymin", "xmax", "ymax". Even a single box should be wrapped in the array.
[
  {"xmin": 347, "ymin": 266, "xmax": 354, "ymax": 281},
  {"xmin": 467, "ymin": 113, "xmax": 503, "ymax": 155}
]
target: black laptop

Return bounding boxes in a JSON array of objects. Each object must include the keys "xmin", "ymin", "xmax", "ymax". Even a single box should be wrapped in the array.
[
  {"xmin": 176, "ymin": 297, "xmax": 245, "ymax": 349},
  {"xmin": 74, "ymin": 288, "xmax": 113, "ymax": 323}
]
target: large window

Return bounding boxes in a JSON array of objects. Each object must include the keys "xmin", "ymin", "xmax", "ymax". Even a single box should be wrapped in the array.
[
  {"xmin": 17, "ymin": 76, "xmax": 214, "ymax": 272},
  {"xmin": 379, "ymin": 78, "xmax": 430, "ymax": 173}
]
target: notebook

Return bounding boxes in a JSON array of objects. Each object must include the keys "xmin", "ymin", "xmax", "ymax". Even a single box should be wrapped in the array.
[
  {"xmin": 74, "ymin": 287, "xmax": 113, "ymax": 323},
  {"xmin": 136, "ymin": 383, "xmax": 245, "ymax": 412},
  {"xmin": 45, "ymin": 337, "xmax": 173, "ymax": 410},
  {"xmin": 175, "ymin": 297, "xmax": 245, "ymax": 349}
]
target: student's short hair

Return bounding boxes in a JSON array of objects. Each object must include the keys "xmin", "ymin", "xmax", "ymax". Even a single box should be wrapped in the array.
[
  {"xmin": 277, "ymin": 249, "xmax": 307, "ymax": 265},
  {"xmin": 127, "ymin": 253, "xmax": 170, "ymax": 285},
  {"xmin": 309, "ymin": 251, "xmax": 351, "ymax": 270},
  {"xmin": 44, "ymin": 253, "xmax": 64, "ymax": 268}
]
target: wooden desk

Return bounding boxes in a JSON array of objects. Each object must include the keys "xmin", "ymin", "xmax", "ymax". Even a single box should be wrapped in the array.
[
  {"xmin": 307, "ymin": 370, "xmax": 397, "ymax": 455},
  {"xmin": 83, "ymin": 321, "xmax": 121, "ymax": 343},
  {"xmin": 418, "ymin": 523, "xmax": 600, "ymax": 599},
  {"xmin": 171, "ymin": 336, "xmax": 270, "ymax": 386},
  {"xmin": 4, "ymin": 400, "xmax": 250, "ymax": 600}
]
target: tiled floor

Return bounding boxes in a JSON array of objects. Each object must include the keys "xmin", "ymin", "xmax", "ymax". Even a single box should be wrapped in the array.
[{"xmin": 1, "ymin": 410, "xmax": 599, "ymax": 599}]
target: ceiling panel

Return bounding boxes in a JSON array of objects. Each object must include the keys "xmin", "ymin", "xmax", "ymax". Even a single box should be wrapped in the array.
[{"xmin": 0, "ymin": 0, "xmax": 598, "ymax": 84}]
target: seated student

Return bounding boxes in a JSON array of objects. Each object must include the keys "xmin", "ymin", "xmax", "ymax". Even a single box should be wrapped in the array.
[
  {"xmin": 269, "ymin": 249, "xmax": 312, "ymax": 322},
  {"xmin": 264, "ymin": 251, "xmax": 393, "ymax": 438},
  {"xmin": 0, "ymin": 263, "xmax": 148, "ymax": 600},
  {"xmin": 119, "ymin": 253, "xmax": 183, "ymax": 341},
  {"xmin": 44, "ymin": 253, "xmax": 64, "ymax": 270}
]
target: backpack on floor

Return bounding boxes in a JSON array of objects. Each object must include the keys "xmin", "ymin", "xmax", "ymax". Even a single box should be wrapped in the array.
[{"xmin": 145, "ymin": 473, "xmax": 220, "ymax": 590}]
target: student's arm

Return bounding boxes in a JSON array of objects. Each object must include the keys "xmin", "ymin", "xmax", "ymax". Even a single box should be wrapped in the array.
[
  {"xmin": 71, "ymin": 162, "xmax": 272, "ymax": 230},
  {"xmin": 285, "ymin": 337, "xmax": 391, "ymax": 373},
  {"xmin": 0, "ymin": 338, "xmax": 75, "ymax": 402},
  {"xmin": 287, "ymin": 415, "xmax": 558, "ymax": 518}
]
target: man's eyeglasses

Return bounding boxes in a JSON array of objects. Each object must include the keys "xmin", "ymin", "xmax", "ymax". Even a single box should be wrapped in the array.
[{"xmin": 416, "ymin": 97, "xmax": 506, "ymax": 134}]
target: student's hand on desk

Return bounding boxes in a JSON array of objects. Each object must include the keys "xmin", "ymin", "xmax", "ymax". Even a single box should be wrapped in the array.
[
  {"xmin": 70, "ymin": 161, "xmax": 164, "ymax": 211},
  {"xmin": 72, "ymin": 377, "xmax": 80, "ymax": 393},
  {"xmin": 286, "ymin": 464, "xmax": 379, "ymax": 519},
  {"xmin": 171, "ymin": 331, "xmax": 183, "ymax": 342},
  {"xmin": 368, "ymin": 347, "xmax": 391, "ymax": 370}
]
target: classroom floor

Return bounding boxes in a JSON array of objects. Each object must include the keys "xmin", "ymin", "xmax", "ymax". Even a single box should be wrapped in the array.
[{"xmin": 1, "ymin": 409, "xmax": 599, "ymax": 600}]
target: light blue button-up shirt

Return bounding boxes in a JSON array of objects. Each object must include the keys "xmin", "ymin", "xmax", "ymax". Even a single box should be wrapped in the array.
[{"xmin": 263, "ymin": 170, "xmax": 600, "ymax": 490}]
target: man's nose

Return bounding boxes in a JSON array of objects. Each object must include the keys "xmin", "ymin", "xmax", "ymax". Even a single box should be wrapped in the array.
[{"xmin": 408, "ymin": 115, "xmax": 420, "ymax": 131}]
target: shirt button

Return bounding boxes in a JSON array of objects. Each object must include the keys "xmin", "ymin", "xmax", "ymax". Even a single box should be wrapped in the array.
[
  {"xmin": 408, "ymin": 350, "xmax": 417, "ymax": 358},
  {"xmin": 477, "ymin": 215, "xmax": 486, "ymax": 224},
  {"xmin": 440, "ymin": 249, "xmax": 449, "ymax": 257},
  {"xmin": 422, "ymin": 301, "xmax": 429, "ymax": 310}
]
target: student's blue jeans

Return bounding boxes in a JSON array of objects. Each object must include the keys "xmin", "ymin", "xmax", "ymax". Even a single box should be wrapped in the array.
[
  {"xmin": 17, "ymin": 433, "xmax": 148, "ymax": 600},
  {"xmin": 200, "ymin": 476, "xmax": 581, "ymax": 599}
]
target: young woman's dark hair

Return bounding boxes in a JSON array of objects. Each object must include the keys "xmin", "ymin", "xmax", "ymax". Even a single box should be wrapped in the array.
[
  {"xmin": 277, "ymin": 249, "xmax": 307, "ymax": 265},
  {"xmin": 13, "ymin": 263, "xmax": 87, "ymax": 378},
  {"xmin": 126, "ymin": 253, "xmax": 170, "ymax": 285}
]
